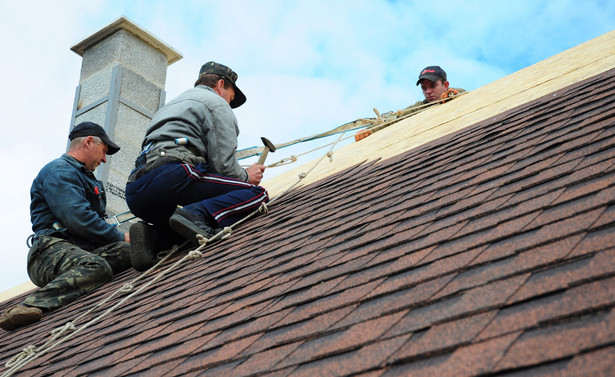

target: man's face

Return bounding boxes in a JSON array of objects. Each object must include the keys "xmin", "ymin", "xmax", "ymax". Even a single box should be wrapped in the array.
[
  {"xmin": 420, "ymin": 79, "xmax": 449, "ymax": 103},
  {"xmin": 85, "ymin": 138, "xmax": 108, "ymax": 171},
  {"xmin": 216, "ymin": 79, "xmax": 236, "ymax": 106}
]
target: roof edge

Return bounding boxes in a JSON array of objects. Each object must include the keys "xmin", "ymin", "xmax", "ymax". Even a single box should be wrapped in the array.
[{"xmin": 262, "ymin": 29, "xmax": 615, "ymax": 197}]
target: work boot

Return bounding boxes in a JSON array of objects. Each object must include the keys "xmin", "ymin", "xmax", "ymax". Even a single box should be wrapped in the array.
[
  {"xmin": 129, "ymin": 222, "xmax": 159, "ymax": 272},
  {"xmin": 168, "ymin": 208, "xmax": 219, "ymax": 246},
  {"xmin": 0, "ymin": 304, "xmax": 43, "ymax": 331}
]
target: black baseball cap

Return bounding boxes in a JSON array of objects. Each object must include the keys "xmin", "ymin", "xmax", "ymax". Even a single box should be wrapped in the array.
[
  {"xmin": 198, "ymin": 61, "xmax": 247, "ymax": 108},
  {"xmin": 416, "ymin": 66, "xmax": 447, "ymax": 85},
  {"xmin": 69, "ymin": 122, "xmax": 120, "ymax": 155}
]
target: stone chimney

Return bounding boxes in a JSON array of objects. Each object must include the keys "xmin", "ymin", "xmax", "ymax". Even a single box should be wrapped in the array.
[{"xmin": 70, "ymin": 16, "xmax": 182, "ymax": 219}]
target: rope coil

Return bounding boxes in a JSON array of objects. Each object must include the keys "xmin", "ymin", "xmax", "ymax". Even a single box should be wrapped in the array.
[
  {"xmin": 258, "ymin": 202, "xmax": 269, "ymax": 214},
  {"xmin": 220, "ymin": 227, "xmax": 233, "ymax": 240},
  {"xmin": 5, "ymin": 346, "xmax": 35, "ymax": 368},
  {"xmin": 187, "ymin": 250, "xmax": 203, "ymax": 260},
  {"xmin": 196, "ymin": 234, "xmax": 210, "ymax": 245},
  {"xmin": 51, "ymin": 322, "xmax": 76, "ymax": 337},
  {"xmin": 119, "ymin": 283, "xmax": 134, "ymax": 293}
]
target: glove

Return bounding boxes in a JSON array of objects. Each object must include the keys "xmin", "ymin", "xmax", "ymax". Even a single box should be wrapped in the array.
[
  {"xmin": 355, "ymin": 129, "xmax": 373, "ymax": 142},
  {"xmin": 440, "ymin": 88, "xmax": 459, "ymax": 103}
]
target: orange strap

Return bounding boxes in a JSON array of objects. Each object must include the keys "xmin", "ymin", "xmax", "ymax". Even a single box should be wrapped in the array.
[{"xmin": 354, "ymin": 129, "xmax": 372, "ymax": 142}]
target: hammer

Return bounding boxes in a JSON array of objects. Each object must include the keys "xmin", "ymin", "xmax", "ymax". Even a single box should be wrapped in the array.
[{"xmin": 257, "ymin": 137, "xmax": 277, "ymax": 165}]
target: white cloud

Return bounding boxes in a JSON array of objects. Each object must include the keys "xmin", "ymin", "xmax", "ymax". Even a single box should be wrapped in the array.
[{"xmin": 0, "ymin": 0, "xmax": 613, "ymax": 291}]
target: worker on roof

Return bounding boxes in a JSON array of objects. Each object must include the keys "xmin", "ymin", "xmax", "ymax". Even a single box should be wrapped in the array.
[
  {"xmin": 412, "ymin": 65, "xmax": 465, "ymax": 107},
  {"xmin": 0, "ymin": 122, "xmax": 132, "ymax": 331},
  {"xmin": 355, "ymin": 65, "xmax": 466, "ymax": 141},
  {"xmin": 125, "ymin": 61, "xmax": 268, "ymax": 271}
]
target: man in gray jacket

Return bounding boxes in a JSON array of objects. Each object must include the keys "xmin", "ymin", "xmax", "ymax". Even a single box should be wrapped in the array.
[{"xmin": 125, "ymin": 62, "xmax": 267, "ymax": 270}]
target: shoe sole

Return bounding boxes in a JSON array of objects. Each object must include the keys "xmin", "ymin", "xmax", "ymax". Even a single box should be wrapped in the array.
[
  {"xmin": 129, "ymin": 223, "xmax": 156, "ymax": 272},
  {"xmin": 168, "ymin": 213, "xmax": 212, "ymax": 246},
  {"xmin": 0, "ymin": 309, "xmax": 42, "ymax": 331}
]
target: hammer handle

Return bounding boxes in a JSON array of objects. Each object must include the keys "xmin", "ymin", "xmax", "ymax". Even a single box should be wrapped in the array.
[{"xmin": 257, "ymin": 149, "xmax": 269, "ymax": 165}]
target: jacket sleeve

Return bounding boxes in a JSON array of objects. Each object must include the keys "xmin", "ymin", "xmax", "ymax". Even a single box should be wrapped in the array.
[
  {"xmin": 205, "ymin": 103, "xmax": 249, "ymax": 182},
  {"xmin": 42, "ymin": 166, "xmax": 124, "ymax": 244}
]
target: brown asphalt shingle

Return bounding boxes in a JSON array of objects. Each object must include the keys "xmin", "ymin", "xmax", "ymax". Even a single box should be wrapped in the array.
[{"xmin": 1, "ymin": 67, "xmax": 614, "ymax": 376}]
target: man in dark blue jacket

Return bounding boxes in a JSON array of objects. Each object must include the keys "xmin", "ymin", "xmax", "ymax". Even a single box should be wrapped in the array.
[{"xmin": 0, "ymin": 122, "xmax": 132, "ymax": 331}]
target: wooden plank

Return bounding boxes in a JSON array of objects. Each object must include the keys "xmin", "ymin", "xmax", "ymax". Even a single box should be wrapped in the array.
[{"xmin": 0, "ymin": 282, "xmax": 36, "ymax": 304}]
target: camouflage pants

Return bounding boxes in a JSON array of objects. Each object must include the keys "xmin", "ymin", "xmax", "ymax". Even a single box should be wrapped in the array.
[{"xmin": 23, "ymin": 235, "xmax": 131, "ymax": 311}]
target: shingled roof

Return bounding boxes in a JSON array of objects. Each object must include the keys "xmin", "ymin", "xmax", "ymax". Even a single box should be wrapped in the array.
[{"xmin": 2, "ymin": 35, "xmax": 615, "ymax": 376}]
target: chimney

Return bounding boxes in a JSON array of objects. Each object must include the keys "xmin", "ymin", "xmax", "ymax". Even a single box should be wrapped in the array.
[{"xmin": 70, "ymin": 16, "xmax": 182, "ymax": 219}]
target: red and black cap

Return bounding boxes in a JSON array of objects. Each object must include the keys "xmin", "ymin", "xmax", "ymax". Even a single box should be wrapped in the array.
[{"xmin": 416, "ymin": 66, "xmax": 447, "ymax": 85}]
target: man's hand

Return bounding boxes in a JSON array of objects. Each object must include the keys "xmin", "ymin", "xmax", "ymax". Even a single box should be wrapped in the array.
[
  {"xmin": 440, "ymin": 88, "xmax": 459, "ymax": 103},
  {"xmin": 355, "ymin": 129, "xmax": 373, "ymax": 142},
  {"xmin": 246, "ymin": 163, "xmax": 266, "ymax": 185},
  {"xmin": 124, "ymin": 232, "xmax": 130, "ymax": 243}
]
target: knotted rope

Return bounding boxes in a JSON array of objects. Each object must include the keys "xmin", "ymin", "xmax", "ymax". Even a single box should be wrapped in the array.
[
  {"xmin": 4, "ymin": 90, "xmax": 455, "ymax": 374},
  {"xmin": 257, "ymin": 92, "xmax": 465, "ymax": 170},
  {"xmin": 2, "ymin": 123, "xmax": 349, "ymax": 377}
]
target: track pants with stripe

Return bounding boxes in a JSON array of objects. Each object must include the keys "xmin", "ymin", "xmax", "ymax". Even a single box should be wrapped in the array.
[{"xmin": 126, "ymin": 162, "xmax": 268, "ymax": 245}]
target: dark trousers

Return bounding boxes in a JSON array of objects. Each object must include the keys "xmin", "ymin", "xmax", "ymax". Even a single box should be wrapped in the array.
[
  {"xmin": 125, "ymin": 162, "xmax": 268, "ymax": 245},
  {"xmin": 24, "ymin": 235, "xmax": 131, "ymax": 311}
]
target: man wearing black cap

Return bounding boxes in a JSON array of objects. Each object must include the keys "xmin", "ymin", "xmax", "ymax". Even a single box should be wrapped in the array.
[
  {"xmin": 413, "ymin": 65, "xmax": 465, "ymax": 105},
  {"xmin": 0, "ymin": 122, "xmax": 132, "ymax": 331},
  {"xmin": 125, "ymin": 61, "xmax": 268, "ymax": 271},
  {"xmin": 355, "ymin": 65, "xmax": 465, "ymax": 141}
]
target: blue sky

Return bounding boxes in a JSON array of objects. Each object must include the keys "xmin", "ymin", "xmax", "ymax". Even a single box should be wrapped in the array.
[{"xmin": 0, "ymin": 0, "xmax": 613, "ymax": 292}]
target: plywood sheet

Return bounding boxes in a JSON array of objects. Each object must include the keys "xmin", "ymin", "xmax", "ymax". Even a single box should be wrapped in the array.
[{"xmin": 263, "ymin": 29, "xmax": 615, "ymax": 197}]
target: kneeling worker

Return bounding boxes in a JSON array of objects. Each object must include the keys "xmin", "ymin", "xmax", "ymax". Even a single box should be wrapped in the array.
[
  {"xmin": 126, "ymin": 61, "xmax": 268, "ymax": 271},
  {"xmin": 0, "ymin": 122, "xmax": 132, "ymax": 331}
]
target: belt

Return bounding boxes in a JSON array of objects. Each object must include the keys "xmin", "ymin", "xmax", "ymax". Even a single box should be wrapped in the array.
[
  {"xmin": 128, "ymin": 145, "xmax": 208, "ymax": 183},
  {"xmin": 127, "ymin": 155, "xmax": 179, "ymax": 183}
]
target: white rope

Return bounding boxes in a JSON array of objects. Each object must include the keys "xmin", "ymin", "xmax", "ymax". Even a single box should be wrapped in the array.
[
  {"xmin": 4, "ymin": 346, "xmax": 34, "ymax": 369},
  {"xmin": 2, "ymin": 243, "xmax": 185, "ymax": 376},
  {"xmin": 1, "ymin": 102, "xmax": 395, "ymax": 375},
  {"xmin": 257, "ymin": 92, "xmax": 466, "ymax": 170},
  {"xmin": 119, "ymin": 283, "xmax": 134, "ymax": 293},
  {"xmin": 266, "ymin": 130, "xmax": 347, "ymax": 207},
  {"xmin": 258, "ymin": 202, "xmax": 269, "ymax": 214},
  {"xmin": 187, "ymin": 249, "xmax": 203, "ymax": 260}
]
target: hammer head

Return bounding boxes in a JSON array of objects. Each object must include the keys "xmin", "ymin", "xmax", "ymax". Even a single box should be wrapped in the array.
[{"xmin": 261, "ymin": 137, "xmax": 276, "ymax": 152}]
